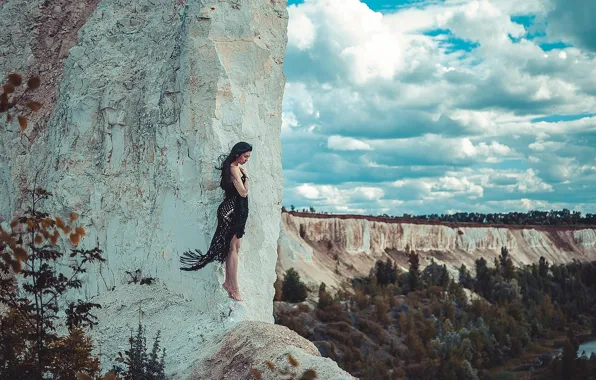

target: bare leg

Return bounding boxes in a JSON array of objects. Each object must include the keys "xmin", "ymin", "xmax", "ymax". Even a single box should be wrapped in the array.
[
  {"xmin": 225, "ymin": 234, "xmax": 243, "ymax": 301},
  {"xmin": 223, "ymin": 257, "xmax": 233, "ymax": 298}
]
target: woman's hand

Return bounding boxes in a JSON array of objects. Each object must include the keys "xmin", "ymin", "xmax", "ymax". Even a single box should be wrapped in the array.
[{"xmin": 231, "ymin": 166, "xmax": 248, "ymax": 197}]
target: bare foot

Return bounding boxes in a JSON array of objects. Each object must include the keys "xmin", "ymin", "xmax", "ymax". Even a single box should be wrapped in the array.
[
  {"xmin": 222, "ymin": 283, "xmax": 234, "ymax": 299},
  {"xmin": 229, "ymin": 288, "xmax": 244, "ymax": 302}
]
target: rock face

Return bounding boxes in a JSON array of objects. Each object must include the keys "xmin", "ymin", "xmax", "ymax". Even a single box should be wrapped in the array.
[
  {"xmin": 190, "ymin": 321, "xmax": 355, "ymax": 380},
  {"xmin": 0, "ymin": 0, "xmax": 303, "ymax": 378},
  {"xmin": 279, "ymin": 212, "xmax": 596, "ymax": 289}
]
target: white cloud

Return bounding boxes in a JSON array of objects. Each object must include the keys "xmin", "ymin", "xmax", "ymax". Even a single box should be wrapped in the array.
[
  {"xmin": 434, "ymin": 176, "xmax": 484, "ymax": 198},
  {"xmin": 368, "ymin": 135, "xmax": 515, "ymax": 165},
  {"xmin": 287, "ymin": 7, "xmax": 317, "ymax": 50},
  {"xmin": 281, "ymin": 0, "xmax": 596, "ymax": 216},
  {"xmin": 293, "ymin": 183, "xmax": 385, "ymax": 213},
  {"xmin": 392, "ymin": 175, "xmax": 484, "ymax": 200},
  {"xmin": 327, "ymin": 135, "xmax": 372, "ymax": 151},
  {"xmin": 281, "ymin": 112, "xmax": 298, "ymax": 132},
  {"xmin": 511, "ymin": 169, "xmax": 554, "ymax": 193}
]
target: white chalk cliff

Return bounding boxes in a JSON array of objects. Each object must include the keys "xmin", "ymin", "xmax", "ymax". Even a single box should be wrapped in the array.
[
  {"xmin": 0, "ymin": 0, "xmax": 352, "ymax": 378},
  {"xmin": 279, "ymin": 212, "xmax": 596, "ymax": 290}
]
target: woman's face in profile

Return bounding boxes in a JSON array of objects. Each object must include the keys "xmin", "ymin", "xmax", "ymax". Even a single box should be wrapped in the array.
[{"xmin": 238, "ymin": 151, "xmax": 251, "ymax": 165}]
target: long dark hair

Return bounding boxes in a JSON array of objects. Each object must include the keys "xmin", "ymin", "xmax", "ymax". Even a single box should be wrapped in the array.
[{"xmin": 216, "ymin": 141, "xmax": 252, "ymax": 192}]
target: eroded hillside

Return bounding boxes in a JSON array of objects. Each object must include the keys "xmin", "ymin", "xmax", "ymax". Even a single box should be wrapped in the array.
[{"xmin": 278, "ymin": 211, "xmax": 596, "ymax": 289}]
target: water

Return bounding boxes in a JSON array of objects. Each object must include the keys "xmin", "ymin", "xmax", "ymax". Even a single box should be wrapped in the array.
[{"xmin": 578, "ymin": 339, "xmax": 596, "ymax": 357}]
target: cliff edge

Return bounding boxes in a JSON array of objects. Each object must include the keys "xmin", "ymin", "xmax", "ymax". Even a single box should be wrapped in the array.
[
  {"xmin": 279, "ymin": 211, "xmax": 596, "ymax": 289},
  {"xmin": 0, "ymin": 0, "xmax": 353, "ymax": 378}
]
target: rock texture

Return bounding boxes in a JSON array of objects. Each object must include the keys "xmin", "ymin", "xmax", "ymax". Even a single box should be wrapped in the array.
[
  {"xmin": 279, "ymin": 212, "xmax": 596, "ymax": 289},
  {"xmin": 1, "ymin": 0, "xmax": 303, "ymax": 378},
  {"xmin": 190, "ymin": 320, "xmax": 355, "ymax": 380}
]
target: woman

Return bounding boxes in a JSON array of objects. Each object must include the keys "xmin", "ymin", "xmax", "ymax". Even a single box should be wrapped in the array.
[{"xmin": 180, "ymin": 142, "xmax": 252, "ymax": 302}]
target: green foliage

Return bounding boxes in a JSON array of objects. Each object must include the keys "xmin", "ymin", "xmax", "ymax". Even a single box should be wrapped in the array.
[
  {"xmin": 275, "ymin": 254, "xmax": 596, "ymax": 380},
  {"xmin": 474, "ymin": 257, "xmax": 492, "ymax": 298},
  {"xmin": 316, "ymin": 283, "xmax": 333, "ymax": 309},
  {"xmin": 407, "ymin": 252, "xmax": 421, "ymax": 292},
  {"xmin": 422, "ymin": 259, "xmax": 449, "ymax": 289},
  {"xmin": 281, "ymin": 268, "xmax": 308, "ymax": 303},
  {"xmin": 539, "ymin": 256, "xmax": 549, "ymax": 278},
  {"xmin": 386, "ymin": 208, "xmax": 596, "ymax": 226},
  {"xmin": 499, "ymin": 247, "xmax": 515, "ymax": 280},
  {"xmin": 458, "ymin": 264, "xmax": 474, "ymax": 289},
  {"xmin": 374, "ymin": 258, "xmax": 398, "ymax": 286},
  {"xmin": 113, "ymin": 323, "xmax": 166, "ymax": 380},
  {"xmin": 0, "ymin": 187, "xmax": 105, "ymax": 380}
]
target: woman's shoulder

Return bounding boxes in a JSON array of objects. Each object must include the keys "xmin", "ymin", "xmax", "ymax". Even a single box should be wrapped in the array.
[{"xmin": 230, "ymin": 165, "xmax": 241, "ymax": 174}]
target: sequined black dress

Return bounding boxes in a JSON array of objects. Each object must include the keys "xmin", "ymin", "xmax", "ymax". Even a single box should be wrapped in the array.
[{"xmin": 180, "ymin": 174, "xmax": 249, "ymax": 271}]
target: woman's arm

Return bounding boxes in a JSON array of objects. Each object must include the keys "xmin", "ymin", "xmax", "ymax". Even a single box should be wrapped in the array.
[
  {"xmin": 231, "ymin": 166, "xmax": 248, "ymax": 197},
  {"xmin": 240, "ymin": 168, "xmax": 249, "ymax": 190}
]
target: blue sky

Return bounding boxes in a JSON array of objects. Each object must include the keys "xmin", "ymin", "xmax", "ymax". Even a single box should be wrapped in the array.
[{"xmin": 280, "ymin": 0, "xmax": 596, "ymax": 216}]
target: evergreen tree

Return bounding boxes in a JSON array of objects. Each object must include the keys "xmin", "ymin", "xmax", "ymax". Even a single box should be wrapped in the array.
[
  {"xmin": 317, "ymin": 282, "xmax": 333, "ymax": 309},
  {"xmin": 114, "ymin": 323, "xmax": 166, "ymax": 380},
  {"xmin": 459, "ymin": 264, "xmax": 474, "ymax": 289},
  {"xmin": 281, "ymin": 268, "xmax": 308, "ymax": 303},
  {"xmin": 408, "ymin": 252, "xmax": 421, "ymax": 291},
  {"xmin": 375, "ymin": 259, "xmax": 398, "ymax": 286},
  {"xmin": 474, "ymin": 258, "xmax": 491, "ymax": 298},
  {"xmin": 499, "ymin": 247, "xmax": 515, "ymax": 280},
  {"xmin": 539, "ymin": 256, "xmax": 549, "ymax": 278}
]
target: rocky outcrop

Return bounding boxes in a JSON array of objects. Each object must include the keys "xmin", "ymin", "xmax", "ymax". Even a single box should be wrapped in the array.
[
  {"xmin": 0, "ymin": 0, "xmax": 315, "ymax": 378},
  {"xmin": 279, "ymin": 212, "xmax": 596, "ymax": 289},
  {"xmin": 190, "ymin": 321, "xmax": 355, "ymax": 380}
]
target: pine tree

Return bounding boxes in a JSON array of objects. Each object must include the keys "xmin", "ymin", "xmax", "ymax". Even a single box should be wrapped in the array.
[
  {"xmin": 146, "ymin": 331, "xmax": 166, "ymax": 380},
  {"xmin": 281, "ymin": 268, "xmax": 308, "ymax": 303},
  {"xmin": 317, "ymin": 282, "xmax": 333, "ymax": 309},
  {"xmin": 408, "ymin": 252, "xmax": 421, "ymax": 291},
  {"xmin": 458, "ymin": 264, "xmax": 474, "ymax": 289},
  {"xmin": 474, "ymin": 258, "xmax": 491, "ymax": 298},
  {"xmin": 114, "ymin": 323, "xmax": 166, "ymax": 380},
  {"xmin": 538, "ymin": 256, "xmax": 549, "ymax": 278},
  {"xmin": 499, "ymin": 247, "xmax": 515, "ymax": 280}
]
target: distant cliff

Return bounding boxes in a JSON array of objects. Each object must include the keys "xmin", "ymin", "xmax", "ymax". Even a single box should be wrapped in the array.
[{"xmin": 278, "ymin": 211, "xmax": 596, "ymax": 289}]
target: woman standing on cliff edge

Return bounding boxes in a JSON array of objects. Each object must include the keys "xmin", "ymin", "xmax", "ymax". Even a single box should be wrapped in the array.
[{"xmin": 179, "ymin": 142, "xmax": 251, "ymax": 302}]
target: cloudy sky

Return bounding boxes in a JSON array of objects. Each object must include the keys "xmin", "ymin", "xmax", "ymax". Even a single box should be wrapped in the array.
[{"xmin": 279, "ymin": 0, "xmax": 596, "ymax": 216}]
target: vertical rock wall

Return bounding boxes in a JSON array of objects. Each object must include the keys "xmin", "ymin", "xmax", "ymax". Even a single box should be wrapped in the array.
[{"xmin": 1, "ymin": 0, "xmax": 291, "ymax": 376}]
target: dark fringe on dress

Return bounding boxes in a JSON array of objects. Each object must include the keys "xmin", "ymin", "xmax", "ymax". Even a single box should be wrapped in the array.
[{"xmin": 180, "ymin": 178, "xmax": 248, "ymax": 271}]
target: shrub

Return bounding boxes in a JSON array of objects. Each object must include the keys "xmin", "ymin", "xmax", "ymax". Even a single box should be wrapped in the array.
[{"xmin": 281, "ymin": 268, "xmax": 308, "ymax": 303}]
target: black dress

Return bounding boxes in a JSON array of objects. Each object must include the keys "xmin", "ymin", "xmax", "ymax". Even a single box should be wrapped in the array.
[{"xmin": 179, "ymin": 174, "xmax": 249, "ymax": 271}]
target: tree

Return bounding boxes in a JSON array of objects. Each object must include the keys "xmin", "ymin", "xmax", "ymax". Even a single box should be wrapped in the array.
[
  {"xmin": 458, "ymin": 264, "xmax": 474, "ymax": 289},
  {"xmin": 539, "ymin": 256, "xmax": 549, "ymax": 278},
  {"xmin": 50, "ymin": 328, "xmax": 100, "ymax": 379},
  {"xmin": 113, "ymin": 323, "xmax": 166, "ymax": 380},
  {"xmin": 474, "ymin": 258, "xmax": 491, "ymax": 299},
  {"xmin": 374, "ymin": 259, "xmax": 398, "ymax": 286},
  {"xmin": 317, "ymin": 282, "xmax": 333, "ymax": 309},
  {"xmin": 499, "ymin": 247, "xmax": 515, "ymax": 280},
  {"xmin": 281, "ymin": 268, "xmax": 308, "ymax": 303},
  {"xmin": 0, "ymin": 187, "xmax": 106, "ymax": 379},
  {"xmin": 408, "ymin": 252, "xmax": 421, "ymax": 291}
]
